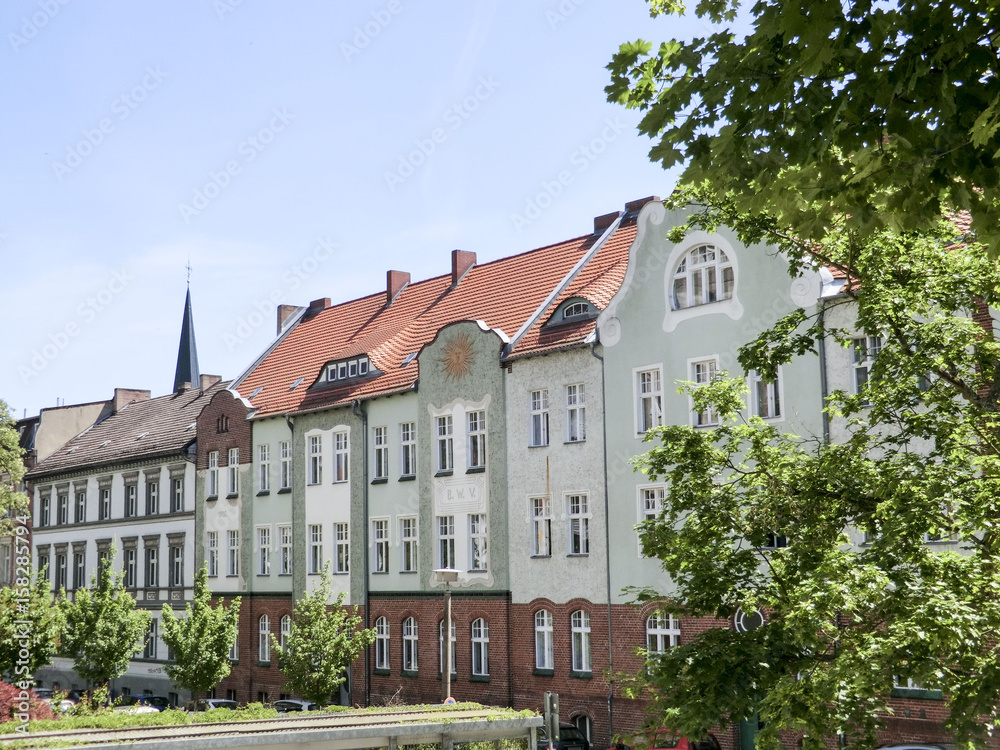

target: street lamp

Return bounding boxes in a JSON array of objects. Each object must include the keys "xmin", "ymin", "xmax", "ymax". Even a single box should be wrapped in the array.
[{"xmin": 434, "ymin": 567, "xmax": 460, "ymax": 703}]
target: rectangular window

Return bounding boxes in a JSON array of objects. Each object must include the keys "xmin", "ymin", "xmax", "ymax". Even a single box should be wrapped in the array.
[
  {"xmin": 257, "ymin": 527, "xmax": 271, "ymax": 576},
  {"xmin": 852, "ymin": 335, "xmax": 883, "ymax": 400},
  {"xmin": 531, "ymin": 497, "xmax": 551, "ymax": 556},
  {"xmin": 637, "ymin": 369, "xmax": 663, "ymax": 432},
  {"xmin": 400, "ymin": 517, "xmax": 417, "ymax": 573},
  {"xmin": 279, "ymin": 525, "xmax": 292, "ymax": 575},
  {"xmin": 372, "ymin": 519, "xmax": 389, "ymax": 573},
  {"xmin": 207, "ymin": 532, "xmax": 219, "ymax": 577},
  {"xmin": 146, "ymin": 481, "xmax": 159, "ymax": 515},
  {"xmin": 751, "ymin": 370, "xmax": 781, "ymax": 419},
  {"xmin": 437, "ymin": 515, "xmax": 455, "ymax": 569},
  {"xmin": 436, "ymin": 416, "xmax": 454, "ymax": 472},
  {"xmin": 279, "ymin": 441, "xmax": 292, "ymax": 489},
  {"xmin": 400, "ymin": 422, "xmax": 416, "ymax": 477},
  {"xmin": 530, "ymin": 390, "xmax": 549, "ymax": 446},
  {"xmin": 227, "ymin": 448, "xmax": 239, "ymax": 494},
  {"xmin": 99, "ymin": 488, "xmax": 111, "ymax": 520},
  {"xmin": 467, "ymin": 410, "xmax": 486, "ymax": 469},
  {"xmin": 170, "ymin": 545, "xmax": 183, "ymax": 587},
  {"xmin": 145, "ymin": 546, "xmax": 158, "ymax": 588},
  {"xmin": 208, "ymin": 451, "xmax": 219, "ymax": 496},
  {"xmin": 309, "ymin": 524, "xmax": 323, "ymax": 574},
  {"xmin": 72, "ymin": 551, "xmax": 86, "ymax": 590},
  {"xmin": 124, "ymin": 548, "xmax": 136, "ymax": 588},
  {"xmin": 469, "ymin": 513, "xmax": 487, "ymax": 571},
  {"xmin": 171, "ymin": 478, "xmax": 184, "ymax": 512},
  {"xmin": 691, "ymin": 359, "xmax": 718, "ymax": 426},
  {"xmin": 38, "ymin": 553, "xmax": 49, "ymax": 584},
  {"xmin": 567, "ymin": 494, "xmax": 590, "ymax": 555},
  {"xmin": 334, "ymin": 431, "xmax": 349, "ymax": 482},
  {"xmin": 308, "ymin": 435, "xmax": 322, "ymax": 485},
  {"xmin": 75, "ymin": 491, "xmax": 86, "ymax": 523},
  {"xmin": 227, "ymin": 531, "xmax": 240, "ymax": 576},
  {"xmin": 335, "ymin": 523, "xmax": 349, "ymax": 574},
  {"xmin": 57, "ymin": 494, "xmax": 68, "ymax": 525},
  {"xmin": 144, "ymin": 619, "xmax": 158, "ymax": 660},
  {"xmin": 55, "ymin": 553, "xmax": 67, "ymax": 590},
  {"xmin": 566, "ymin": 384, "xmax": 586, "ymax": 442},
  {"xmin": 642, "ymin": 487, "xmax": 664, "ymax": 522},
  {"xmin": 39, "ymin": 496, "xmax": 50, "ymax": 527},
  {"xmin": 402, "ymin": 618, "xmax": 418, "ymax": 671},
  {"xmin": 373, "ymin": 427, "xmax": 388, "ymax": 480},
  {"xmin": 124, "ymin": 485, "xmax": 138, "ymax": 518},
  {"xmin": 258, "ymin": 444, "xmax": 270, "ymax": 492}
]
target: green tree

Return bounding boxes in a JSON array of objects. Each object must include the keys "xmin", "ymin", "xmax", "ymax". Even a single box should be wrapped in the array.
[
  {"xmin": 0, "ymin": 399, "xmax": 28, "ymax": 531},
  {"xmin": 0, "ymin": 568, "xmax": 63, "ymax": 681},
  {"xmin": 624, "ymin": 190, "xmax": 1000, "ymax": 750},
  {"xmin": 606, "ymin": 0, "xmax": 1000, "ymax": 254},
  {"xmin": 274, "ymin": 567, "xmax": 375, "ymax": 706},
  {"xmin": 59, "ymin": 548, "xmax": 151, "ymax": 699},
  {"xmin": 160, "ymin": 565, "xmax": 241, "ymax": 706}
]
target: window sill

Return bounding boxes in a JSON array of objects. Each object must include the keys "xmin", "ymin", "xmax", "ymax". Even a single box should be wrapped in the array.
[
  {"xmin": 528, "ymin": 444, "xmax": 549, "ymax": 449},
  {"xmin": 436, "ymin": 673, "xmax": 457, "ymax": 681},
  {"xmin": 256, "ymin": 491, "xmax": 270, "ymax": 497},
  {"xmin": 278, "ymin": 573, "xmax": 292, "ymax": 577},
  {"xmin": 372, "ymin": 570, "xmax": 388, "ymax": 575},
  {"xmin": 569, "ymin": 670, "xmax": 592, "ymax": 679},
  {"xmin": 470, "ymin": 674, "xmax": 490, "ymax": 683},
  {"xmin": 434, "ymin": 470, "xmax": 453, "ymax": 477},
  {"xmin": 566, "ymin": 553, "xmax": 590, "ymax": 558},
  {"xmin": 332, "ymin": 571, "xmax": 349, "ymax": 576},
  {"xmin": 563, "ymin": 439, "xmax": 586, "ymax": 445},
  {"xmin": 398, "ymin": 475, "xmax": 416, "ymax": 482},
  {"xmin": 530, "ymin": 554, "xmax": 551, "ymax": 559},
  {"xmin": 277, "ymin": 487, "xmax": 292, "ymax": 494},
  {"xmin": 402, "ymin": 670, "xmax": 419, "ymax": 679},
  {"xmin": 466, "ymin": 466, "xmax": 486, "ymax": 474},
  {"xmin": 257, "ymin": 661, "xmax": 271, "ymax": 668},
  {"xmin": 400, "ymin": 570, "xmax": 417, "ymax": 574},
  {"xmin": 331, "ymin": 480, "xmax": 349, "ymax": 485},
  {"xmin": 371, "ymin": 478, "xmax": 388, "ymax": 485},
  {"xmin": 532, "ymin": 668, "xmax": 554, "ymax": 677},
  {"xmin": 206, "ymin": 495, "xmax": 218, "ymax": 502},
  {"xmin": 226, "ymin": 493, "xmax": 239, "ymax": 499},
  {"xmin": 891, "ymin": 688, "xmax": 943, "ymax": 701},
  {"xmin": 373, "ymin": 668, "xmax": 390, "ymax": 676}
]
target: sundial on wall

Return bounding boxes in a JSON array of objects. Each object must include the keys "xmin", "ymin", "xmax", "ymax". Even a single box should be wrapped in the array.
[{"xmin": 439, "ymin": 332, "xmax": 475, "ymax": 381}]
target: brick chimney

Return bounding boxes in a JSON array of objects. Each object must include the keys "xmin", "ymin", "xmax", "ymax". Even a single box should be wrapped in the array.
[
  {"xmin": 200, "ymin": 374, "xmax": 222, "ymax": 393},
  {"xmin": 625, "ymin": 195, "xmax": 661, "ymax": 213},
  {"xmin": 451, "ymin": 250, "xmax": 476, "ymax": 286},
  {"xmin": 594, "ymin": 211, "xmax": 621, "ymax": 234},
  {"xmin": 307, "ymin": 297, "xmax": 331, "ymax": 316},
  {"xmin": 113, "ymin": 388, "xmax": 151, "ymax": 414},
  {"xmin": 276, "ymin": 304, "xmax": 299, "ymax": 334},
  {"xmin": 386, "ymin": 270, "xmax": 410, "ymax": 306}
]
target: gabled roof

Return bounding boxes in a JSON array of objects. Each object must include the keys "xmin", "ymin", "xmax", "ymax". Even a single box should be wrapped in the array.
[
  {"xmin": 27, "ymin": 382, "xmax": 227, "ymax": 479},
  {"xmin": 234, "ymin": 206, "xmax": 648, "ymax": 419}
]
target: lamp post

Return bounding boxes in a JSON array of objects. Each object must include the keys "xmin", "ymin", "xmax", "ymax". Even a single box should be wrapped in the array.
[{"xmin": 434, "ymin": 568, "xmax": 460, "ymax": 703}]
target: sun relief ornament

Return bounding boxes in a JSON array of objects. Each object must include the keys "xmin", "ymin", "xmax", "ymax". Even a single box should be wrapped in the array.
[{"xmin": 439, "ymin": 332, "xmax": 476, "ymax": 381}]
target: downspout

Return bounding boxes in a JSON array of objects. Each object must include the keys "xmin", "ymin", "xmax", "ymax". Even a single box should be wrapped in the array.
[
  {"xmin": 818, "ymin": 300, "xmax": 830, "ymax": 444},
  {"xmin": 352, "ymin": 399, "xmax": 371, "ymax": 707},
  {"xmin": 591, "ymin": 339, "xmax": 615, "ymax": 742}
]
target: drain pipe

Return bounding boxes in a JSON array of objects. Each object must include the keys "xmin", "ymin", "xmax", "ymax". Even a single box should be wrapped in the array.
[
  {"xmin": 817, "ymin": 300, "xmax": 830, "ymax": 444},
  {"xmin": 352, "ymin": 399, "xmax": 371, "ymax": 706},
  {"xmin": 591, "ymin": 339, "xmax": 615, "ymax": 742}
]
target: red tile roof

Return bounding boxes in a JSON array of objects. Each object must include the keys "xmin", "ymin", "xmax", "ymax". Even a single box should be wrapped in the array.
[{"xmin": 234, "ymin": 214, "xmax": 643, "ymax": 418}]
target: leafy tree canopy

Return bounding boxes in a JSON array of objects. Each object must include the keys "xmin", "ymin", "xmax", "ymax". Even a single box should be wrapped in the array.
[
  {"xmin": 606, "ymin": 0, "xmax": 1000, "ymax": 253},
  {"xmin": 59, "ymin": 547, "xmax": 151, "ymax": 693},
  {"xmin": 0, "ymin": 399, "xmax": 28, "ymax": 531},
  {"xmin": 274, "ymin": 567, "xmax": 375, "ymax": 706},
  {"xmin": 160, "ymin": 566, "xmax": 241, "ymax": 703},
  {"xmin": 0, "ymin": 567, "xmax": 63, "ymax": 680}
]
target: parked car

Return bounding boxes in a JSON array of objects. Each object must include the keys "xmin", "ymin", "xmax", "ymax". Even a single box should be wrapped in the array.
[
  {"xmin": 32, "ymin": 688, "xmax": 75, "ymax": 712},
  {"xmin": 606, "ymin": 732, "xmax": 721, "ymax": 750},
  {"xmin": 538, "ymin": 722, "xmax": 591, "ymax": 750},
  {"xmin": 117, "ymin": 695, "xmax": 171, "ymax": 712},
  {"xmin": 878, "ymin": 746, "xmax": 951, "ymax": 750},
  {"xmin": 185, "ymin": 698, "xmax": 239, "ymax": 712},
  {"xmin": 273, "ymin": 699, "xmax": 319, "ymax": 713}
]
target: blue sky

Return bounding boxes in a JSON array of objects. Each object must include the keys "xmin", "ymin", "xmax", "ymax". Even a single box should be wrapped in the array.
[{"xmin": 1, "ymin": 0, "xmax": 728, "ymax": 420}]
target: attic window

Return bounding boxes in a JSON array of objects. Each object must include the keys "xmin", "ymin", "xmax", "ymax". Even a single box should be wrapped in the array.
[
  {"xmin": 289, "ymin": 377, "xmax": 305, "ymax": 391},
  {"xmin": 249, "ymin": 386, "xmax": 264, "ymax": 398},
  {"xmin": 401, "ymin": 352, "xmax": 418, "ymax": 367},
  {"xmin": 563, "ymin": 302, "xmax": 590, "ymax": 319},
  {"xmin": 323, "ymin": 355, "xmax": 377, "ymax": 384}
]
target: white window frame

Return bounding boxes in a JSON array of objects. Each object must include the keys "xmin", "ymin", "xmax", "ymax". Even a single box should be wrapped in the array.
[
  {"xmin": 258, "ymin": 444, "xmax": 270, "ymax": 492},
  {"xmin": 335, "ymin": 522, "xmax": 350, "ymax": 574},
  {"xmin": 646, "ymin": 612, "xmax": 681, "ymax": 654},
  {"xmin": 146, "ymin": 481, "xmax": 159, "ymax": 515},
  {"xmin": 75, "ymin": 491, "xmax": 86, "ymax": 523},
  {"xmin": 471, "ymin": 618, "xmax": 489, "ymax": 676},
  {"xmin": 400, "ymin": 422, "xmax": 416, "ymax": 477},
  {"xmin": 171, "ymin": 477, "xmax": 184, "ymax": 512},
  {"xmin": 750, "ymin": 368, "xmax": 783, "ymax": 420},
  {"xmin": 531, "ymin": 496, "xmax": 552, "ymax": 557},
  {"xmin": 534, "ymin": 609, "xmax": 553, "ymax": 669},
  {"xmin": 144, "ymin": 618, "xmax": 158, "ymax": 660},
  {"xmin": 333, "ymin": 431, "xmax": 349, "ymax": 483},
  {"xmin": 436, "ymin": 416, "xmax": 454, "ymax": 472},
  {"xmin": 373, "ymin": 426, "xmax": 388, "ymax": 480},
  {"xmin": 308, "ymin": 524, "xmax": 324, "ymax": 574},
  {"xmin": 437, "ymin": 515, "xmax": 455, "ymax": 569},
  {"xmin": 566, "ymin": 493, "xmax": 590, "ymax": 555},
  {"xmin": 689, "ymin": 356, "xmax": 720, "ymax": 427},
  {"xmin": 123, "ymin": 548, "xmax": 136, "ymax": 588},
  {"xmin": 57, "ymin": 493, "xmax": 68, "ymax": 525},
  {"xmin": 635, "ymin": 366, "xmax": 663, "ymax": 434},
  {"xmin": 99, "ymin": 487, "xmax": 111, "ymax": 520},
  {"xmin": 280, "ymin": 614, "xmax": 291, "ymax": 652},
  {"xmin": 124, "ymin": 483, "xmax": 137, "ymax": 517},
  {"xmin": 671, "ymin": 243, "xmax": 734, "ymax": 310},
  {"xmin": 375, "ymin": 617, "xmax": 390, "ymax": 670},
  {"xmin": 207, "ymin": 531, "xmax": 219, "ymax": 577},
  {"xmin": 439, "ymin": 619, "xmax": 456, "ymax": 676},
  {"xmin": 279, "ymin": 525, "xmax": 292, "ymax": 575},
  {"xmin": 308, "ymin": 435, "xmax": 323, "ymax": 485},
  {"xmin": 529, "ymin": 389, "xmax": 549, "ymax": 447},
  {"xmin": 279, "ymin": 441, "xmax": 292, "ymax": 489},
  {"xmin": 469, "ymin": 513, "xmax": 488, "ymax": 571},
  {"xmin": 852, "ymin": 334, "xmax": 883, "ymax": 401},
  {"xmin": 145, "ymin": 545, "xmax": 158, "ymax": 588},
  {"xmin": 639, "ymin": 485, "xmax": 665, "ymax": 555},
  {"xmin": 467, "ymin": 410, "xmax": 486, "ymax": 469},
  {"xmin": 400, "ymin": 516, "xmax": 418, "ymax": 573},
  {"xmin": 566, "ymin": 383, "xmax": 586, "ymax": 442},
  {"xmin": 169, "ymin": 544, "xmax": 183, "ymax": 588},
  {"xmin": 402, "ymin": 617, "xmax": 418, "ymax": 671},
  {"xmin": 259, "ymin": 614, "xmax": 271, "ymax": 663},
  {"xmin": 227, "ymin": 448, "xmax": 239, "ymax": 494},
  {"xmin": 257, "ymin": 526, "xmax": 271, "ymax": 576},
  {"xmin": 571, "ymin": 609, "xmax": 591, "ymax": 673},
  {"xmin": 372, "ymin": 518, "xmax": 389, "ymax": 574},
  {"xmin": 227, "ymin": 530, "xmax": 240, "ymax": 576},
  {"xmin": 208, "ymin": 451, "xmax": 219, "ymax": 496}
]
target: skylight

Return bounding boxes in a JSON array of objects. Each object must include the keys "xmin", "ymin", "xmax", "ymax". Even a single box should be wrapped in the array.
[
  {"xmin": 99, "ymin": 440, "xmax": 110, "ymax": 448},
  {"xmin": 401, "ymin": 352, "xmax": 418, "ymax": 367},
  {"xmin": 136, "ymin": 432, "xmax": 149, "ymax": 440},
  {"xmin": 249, "ymin": 386, "xmax": 264, "ymax": 398},
  {"xmin": 289, "ymin": 377, "xmax": 305, "ymax": 391}
]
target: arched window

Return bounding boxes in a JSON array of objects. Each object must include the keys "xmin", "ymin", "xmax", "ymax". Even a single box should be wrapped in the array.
[
  {"xmin": 258, "ymin": 615, "xmax": 270, "ymax": 663},
  {"xmin": 646, "ymin": 612, "xmax": 681, "ymax": 654},
  {"xmin": 570, "ymin": 610, "xmax": 591, "ymax": 672},
  {"xmin": 671, "ymin": 244, "xmax": 734, "ymax": 309},
  {"xmin": 375, "ymin": 617, "xmax": 389, "ymax": 670},
  {"xmin": 574, "ymin": 715, "xmax": 593, "ymax": 743},
  {"xmin": 402, "ymin": 617, "xmax": 418, "ymax": 672},
  {"xmin": 438, "ymin": 619, "xmax": 456, "ymax": 675},
  {"xmin": 280, "ymin": 614, "xmax": 291, "ymax": 652},
  {"xmin": 562, "ymin": 302, "xmax": 589, "ymax": 320},
  {"xmin": 471, "ymin": 618, "xmax": 489, "ymax": 676},
  {"xmin": 534, "ymin": 610, "xmax": 553, "ymax": 670}
]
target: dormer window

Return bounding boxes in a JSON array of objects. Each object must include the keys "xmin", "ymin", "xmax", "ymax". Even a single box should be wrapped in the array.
[
  {"xmin": 322, "ymin": 355, "xmax": 378, "ymax": 385},
  {"xmin": 563, "ymin": 302, "xmax": 589, "ymax": 320},
  {"xmin": 672, "ymin": 244, "xmax": 734, "ymax": 310},
  {"xmin": 545, "ymin": 298, "xmax": 596, "ymax": 328}
]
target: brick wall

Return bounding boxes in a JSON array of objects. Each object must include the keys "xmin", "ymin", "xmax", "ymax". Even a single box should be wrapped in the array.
[{"xmin": 196, "ymin": 391, "xmax": 251, "ymax": 471}]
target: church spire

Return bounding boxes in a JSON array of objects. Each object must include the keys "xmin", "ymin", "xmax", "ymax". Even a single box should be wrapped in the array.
[{"xmin": 173, "ymin": 278, "xmax": 201, "ymax": 393}]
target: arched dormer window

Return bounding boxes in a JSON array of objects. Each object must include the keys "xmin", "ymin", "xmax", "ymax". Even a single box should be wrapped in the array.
[
  {"xmin": 671, "ymin": 244, "xmax": 734, "ymax": 310},
  {"xmin": 562, "ymin": 302, "xmax": 589, "ymax": 320}
]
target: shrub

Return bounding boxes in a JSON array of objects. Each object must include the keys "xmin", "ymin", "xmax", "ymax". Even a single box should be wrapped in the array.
[{"xmin": 0, "ymin": 682, "xmax": 56, "ymax": 723}]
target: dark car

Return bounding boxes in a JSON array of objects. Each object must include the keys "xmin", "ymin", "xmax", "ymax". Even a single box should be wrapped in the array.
[
  {"xmin": 118, "ymin": 695, "xmax": 171, "ymax": 712},
  {"xmin": 273, "ymin": 699, "xmax": 319, "ymax": 713},
  {"xmin": 538, "ymin": 722, "xmax": 591, "ymax": 750},
  {"xmin": 185, "ymin": 698, "xmax": 239, "ymax": 712}
]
